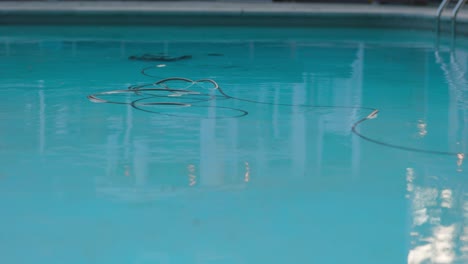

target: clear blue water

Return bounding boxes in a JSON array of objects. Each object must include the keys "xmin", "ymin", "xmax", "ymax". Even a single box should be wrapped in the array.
[{"xmin": 0, "ymin": 26, "xmax": 467, "ymax": 264}]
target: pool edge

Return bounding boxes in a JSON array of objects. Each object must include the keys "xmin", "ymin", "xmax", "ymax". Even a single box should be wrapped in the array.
[{"xmin": 1, "ymin": 2, "xmax": 468, "ymax": 35}]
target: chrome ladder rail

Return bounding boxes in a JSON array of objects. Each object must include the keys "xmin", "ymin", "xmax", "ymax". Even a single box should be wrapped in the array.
[
  {"xmin": 436, "ymin": 0, "xmax": 467, "ymax": 38},
  {"xmin": 437, "ymin": 0, "xmax": 451, "ymax": 35},
  {"xmin": 452, "ymin": 0, "xmax": 467, "ymax": 38}
]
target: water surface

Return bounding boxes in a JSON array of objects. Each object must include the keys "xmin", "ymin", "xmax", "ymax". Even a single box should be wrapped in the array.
[{"xmin": 0, "ymin": 26, "xmax": 467, "ymax": 264}]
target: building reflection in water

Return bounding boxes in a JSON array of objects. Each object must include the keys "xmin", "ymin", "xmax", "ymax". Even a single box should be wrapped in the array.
[
  {"xmin": 6, "ymin": 37, "xmax": 468, "ymax": 262},
  {"xmin": 406, "ymin": 165, "xmax": 467, "ymax": 264},
  {"xmin": 38, "ymin": 80, "xmax": 45, "ymax": 154},
  {"xmin": 91, "ymin": 40, "xmax": 366, "ymax": 202},
  {"xmin": 93, "ymin": 40, "xmax": 468, "ymax": 264},
  {"xmin": 436, "ymin": 47, "xmax": 468, "ymax": 161},
  {"xmin": 407, "ymin": 47, "xmax": 468, "ymax": 264}
]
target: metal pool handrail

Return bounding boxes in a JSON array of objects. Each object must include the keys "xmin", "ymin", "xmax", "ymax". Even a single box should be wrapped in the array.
[
  {"xmin": 452, "ymin": 0, "xmax": 467, "ymax": 38},
  {"xmin": 436, "ymin": 0, "xmax": 451, "ymax": 35},
  {"xmin": 436, "ymin": 0, "xmax": 467, "ymax": 38}
]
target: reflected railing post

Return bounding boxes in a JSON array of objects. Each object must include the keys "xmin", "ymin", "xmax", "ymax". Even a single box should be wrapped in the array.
[{"xmin": 38, "ymin": 80, "xmax": 45, "ymax": 154}]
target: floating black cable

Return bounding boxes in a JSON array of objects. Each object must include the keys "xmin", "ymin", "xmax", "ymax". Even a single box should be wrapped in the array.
[
  {"xmin": 213, "ymin": 82, "xmax": 463, "ymax": 157},
  {"xmin": 87, "ymin": 66, "xmax": 465, "ymax": 158},
  {"xmin": 87, "ymin": 78, "xmax": 246, "ymax": 119},
  {"xmin": 131, "ymin": 97, "xmax": 248, "ymax": 119},
  {"xmin": 129, "ymin": 54, "xmax": 192, "ymax": 62},
  {"xmin": 352, "ymin": 115, "xmax": 456, "ymax": 156}
]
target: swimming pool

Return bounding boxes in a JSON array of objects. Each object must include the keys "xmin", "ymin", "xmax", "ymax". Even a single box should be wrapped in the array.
[{"xmin": 0, "ymin": 25, "xmax": 467, "ymax": 263}]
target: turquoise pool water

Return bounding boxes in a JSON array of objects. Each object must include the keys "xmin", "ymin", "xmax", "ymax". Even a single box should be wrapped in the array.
[{"xmin": 0, "ymin": 26, "xmax": 467, "ymax": 264}]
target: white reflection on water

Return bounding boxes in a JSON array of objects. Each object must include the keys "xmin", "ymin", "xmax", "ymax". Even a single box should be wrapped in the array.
[
  {"xmin": 406, "ymin": 166, "xmax": 466, "ymax": 264},
  {"xmin": 408, "ymin": 225, "xmax": 457, "ymax": 264},
  {"xmin": 244, "ymin": 161, "xmax": 250, "ymax": 183},
  {"xmin": 188, "ymin": 164, "xmax": 196, "ymax": 187},
  {"xmin": 457, "ymin": 153, "xmax": 464, "ymax": 172},
  {"xmin": 441, "ymin": 189, "xmax": 453, "ymax": 209},
  {"xmin": 417, "ymin": 120, "xmax": 427, "ymax": 138}
]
